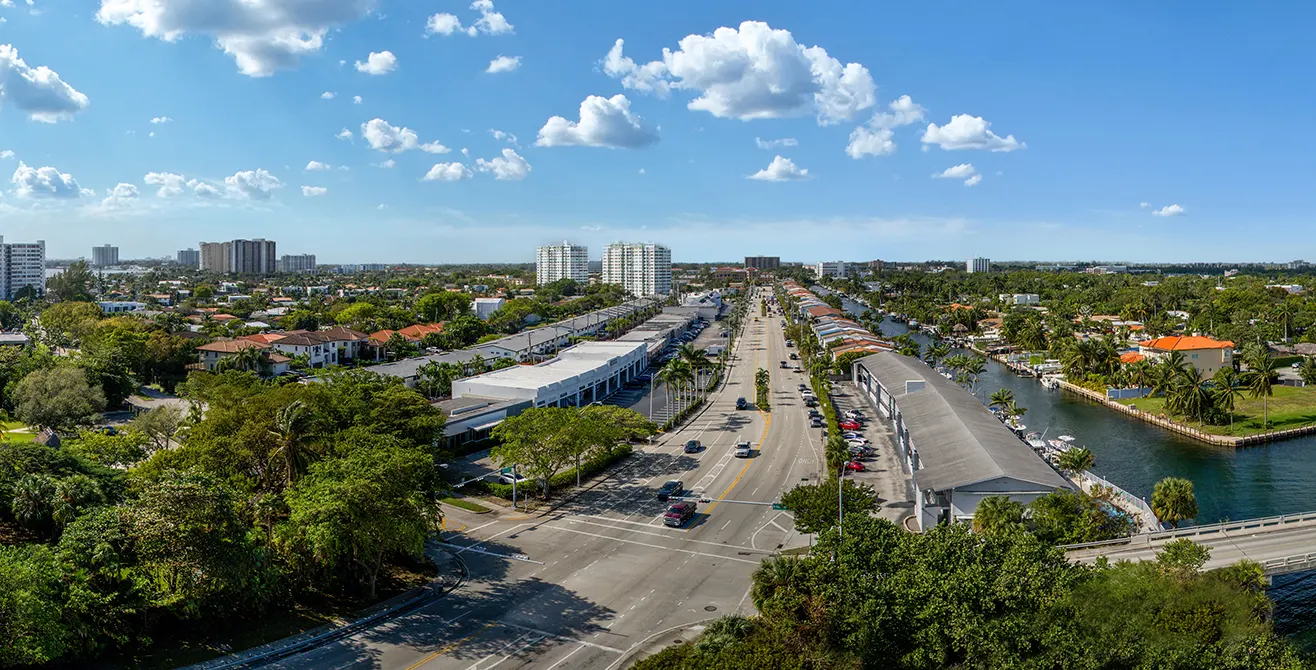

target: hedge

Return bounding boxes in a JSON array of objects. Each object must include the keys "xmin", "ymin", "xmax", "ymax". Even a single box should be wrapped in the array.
[{"xmin": 472, "ymin": 444, "xmax": 634, "ymax": 499}]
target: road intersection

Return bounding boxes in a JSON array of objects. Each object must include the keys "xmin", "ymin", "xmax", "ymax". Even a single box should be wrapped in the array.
[{"xmin": 269, "ymin": 289, "xmax": 826, "ymax": 669}]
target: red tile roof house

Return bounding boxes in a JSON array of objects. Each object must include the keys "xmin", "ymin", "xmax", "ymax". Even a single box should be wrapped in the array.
[
  {"xmin": 1139, "ymin": 336, "xmax": 1235, "ymax": 375},
  {"xmin": 242, "ymin": 327, "xmax": 372, "ymax": 368},
  {"xmin": 196, "ymin": 340, "xmax": 291, "ymax": 377}
]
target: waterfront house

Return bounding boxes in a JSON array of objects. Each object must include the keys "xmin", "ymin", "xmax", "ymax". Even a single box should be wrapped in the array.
[{"xmin": 1139, "ymin": 336, "xmax": 1234, "ymax": 375}]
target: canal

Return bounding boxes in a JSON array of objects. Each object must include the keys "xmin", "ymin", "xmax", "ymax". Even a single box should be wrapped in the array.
[{"xmin": 821, "ymin": 288, "xmax": 1316, "ymax": 647}]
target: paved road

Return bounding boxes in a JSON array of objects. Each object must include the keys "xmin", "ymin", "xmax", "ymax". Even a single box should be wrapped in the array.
[{"xmin": 268, "ymin": 289, "xmax": 826, "ymax": 669}]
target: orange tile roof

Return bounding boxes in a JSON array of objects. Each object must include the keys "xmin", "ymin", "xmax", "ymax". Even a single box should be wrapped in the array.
[
  {"xmin": 1119, "ymin": 352, "xmax": 1145, "ymax": 364},
  {"xmin": 212, "ymin": 314, "xmax": 238, "ymax": 321},
  {"xmin": 399, "ymin": 323, "xmax": 444, "ymax": 339},
  {"xmin": 1144, "ymin": 336, "xmax": 1234, "ymax": 351},
  {"xmin": 369, "ymin": 329, "xmax": 399, "ymax": 344},
  {"xmin": 241, "ymin": 333, "xmax": 287, "ymax": 344},
  {"xmin": 198, "ymin": 339, "xmax": 269, "ymax": 353}
]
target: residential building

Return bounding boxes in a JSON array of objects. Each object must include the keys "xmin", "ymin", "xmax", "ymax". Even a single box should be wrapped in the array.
[
  {"xmin": 743, "ymin": 256, "xmax": 780, "ymax": 270},
  {"xmin": 1086, "ymin": 265, "xmax": 1128, "ymax": 275},
  {"xmin": 199, "ymin": 242, "xmax": 226, "ymax": 272},
  {"xmin": 177, "ymin": 248, "xmax": 200, "ymax": 267},
  {"xmin": 814, "ymin": 261, "xmax": 849, "ymax": 279},
  {"xmin": 868, "ymin": 259, "xmax": 885, "ymax": 271},
  {"xmin": 999, "ymin": 293, "xmax": 1041, "ymax": 306},
  {"xmin": 335, "ymin": 263, "xmax": 389, "ymax": 273},
  {"xmin": 852, "ymin": 352, "xmax": 1072, "ymax": 530},
  {"xmin": 0, "ymin": 237, "xmax": 45, "ymax": 299},
  {"xmin": 536, "ymin": 241, "xmax": 589, "ymax": 285},
  {"xmin": 1140, "ymin": 336, "xmax": 1235, "ymax": 375},
  {"xmin": 196, "ymin": 340, "xmax": 291, "ymax": 377},
  {"xmin": 710, "ymin": 266, "xmax": 750, "ymax": 282},
  {"xmin": 92, "ymin": 244, "xmax": 119, "ymax": 267},
  {"xmin": 472, "ymin": 297, "xmax": 506, "ymax": 320},
  {"xmin": 967, "ymin": 257, "xmax": 991, "ymax": 273},
  {"xmin": 98, "ymin": 301, "xmax": 147, "ymax": 314},
  {"xmin": 602, "ymin": 242, "xmax": 672, "ymax": 297},
  {"xmin": 279, "ymin": 254, "xmax": 317, "ymax": 273}
]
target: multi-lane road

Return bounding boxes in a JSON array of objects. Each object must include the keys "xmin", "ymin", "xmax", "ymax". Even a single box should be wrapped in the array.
[{"xmin": 269, "ymin": 289, "xmax": 825, "ymax": 669}]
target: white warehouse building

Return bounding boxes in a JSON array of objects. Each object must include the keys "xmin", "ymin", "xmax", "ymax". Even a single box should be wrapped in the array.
[{"xmin": 452, "ymin": 341, "xmax": 648, "ymax": 408}]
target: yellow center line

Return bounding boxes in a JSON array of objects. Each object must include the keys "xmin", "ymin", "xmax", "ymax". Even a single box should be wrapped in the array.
[
  {"xmin": 405, "ymin": 621, "xmax": 498, "ymax": 669},
  {"xmin": 706, "ymin": 296, "xmax": 773, "ymax": 514}
]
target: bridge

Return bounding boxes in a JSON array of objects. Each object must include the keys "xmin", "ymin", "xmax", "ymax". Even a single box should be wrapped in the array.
[{"xmin": 1063, "ymin": 511, "xmax": 1316, "ymax": 576}]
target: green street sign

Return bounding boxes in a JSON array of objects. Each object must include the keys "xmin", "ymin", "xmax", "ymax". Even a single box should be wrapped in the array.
[{"xmin": 771, "ymin": 503, "xmax": 787, "ymax": 510}]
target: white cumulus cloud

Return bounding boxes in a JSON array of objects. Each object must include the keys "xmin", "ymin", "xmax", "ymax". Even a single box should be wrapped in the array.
[
  {"xmin": 188, "ymin": 179, "xmax": 221, "ymax": 198},
  {"xmin": 100, "ymin": 182, "xmax": 139, "ymax": 208},
  {"xmin": 846, "ymin": 95, "xmax": 925, "ymax": 159},
  {"xmin": 11, "ymin": 162, "xmax": 83, "ymax": 198},
  {"xmin": 305, "ymin": 160, "xmax": 331, "ymax": 171},
  {"xmin": 486, "ymin": 55, "xmax": 520, "ymax": 73},
  {"xmin": 748, "ymin": 155, "xmax": 810, "ymax": 182},
  {"xmin": 352, "ymin": 95, "xmax": 362, "ymax": 104},
  {"xmin": 922, "ymin": 114, "xmax": 1023, "ymax": 152},
  {"xmin": 95, "ymin": 0, "xmax": 375, "ymax": 77},
  {"xmin": 0, "ymin": 44, "xmax": 90, "ymax": 122},
  {"xmin": 602, "ymin": 22, "xmax": 875, "ymax": 125},
  {"xmin": 964, "ymin": 174, "xmax": 982, "ymax": 187},
  {"xmin": 755, "ymin": 137, "xmax": 797, "ymax": 150},
  {"xmin": 361, "ymin": 118, "xmax": 419, "ymax": 152},
  {"xmin": 535, "ymin": 94, "xmax": 658, "ymax": 149},
  {"xmin": 933, "ymin": 163, "xmax": 976, "ymax": 179},
  {"xmin": 377, "ymin": 159, "xmax": 395, "ymax": 168},
  {"xmin": 423, "ymin": 162, "xmax": 472, "ymax": 181},
  {"xmin": 320, "ymin": 91, "xmax": 335, "ymax": 99},
  {"xmin": 489, "ymin": 129, "xmax": 517, "ymax": 145},
  {"xmin": 301, "ymin": 185, "xmax": 327, "ymax": 196},
  {"xmin": 0, "ymin": 150, "xmax": 13, "ymax": 159},
  {"xmin": 336, "ymin": 128, "xmax": 353, "ymax": 140},
  {"xmin": 143, "ymin": 171, "xmax": 187, "ymax": 197},
  {"xmin": 354, "ymin": 50, "xmax": 396, "ymax": 75},
  {"xmin": 224, "ymin": 168, "xmax": 282, "ymax": 200},
  {"xmin": 420, "ymin": 141, "xmax": 451, "ymax": 154},
  {"xmin": 1152, "ymin": 204, "xmax": 1185, "ymax": 217},
  {"xmin": 150, "ymin": 115, "xmax": 171, "ymax": 124},
  {"xmin": 424, "ymin": 0, "xmax": 512, "ymax": 37},
  {"xmin": 475, "ymin": 148, "xmax": 530, "ymax": 180}
]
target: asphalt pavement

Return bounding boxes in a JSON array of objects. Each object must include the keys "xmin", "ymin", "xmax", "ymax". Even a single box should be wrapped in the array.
[{"xmin": 264, "ymin": 289, "xmax": 827, "ymax": 670}]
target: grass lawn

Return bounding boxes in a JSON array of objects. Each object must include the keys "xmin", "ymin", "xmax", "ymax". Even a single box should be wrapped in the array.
[
  {"xmin": 1118, "ymin": 385, "xmax": 1316, "ymax": 437},
  {"xmin": 1, "ymin": 421, "xmax": 36, "ymax": 442},
  {"xmin": 441, "ymin": 496, "xmax": 491, "ymax": 513}
]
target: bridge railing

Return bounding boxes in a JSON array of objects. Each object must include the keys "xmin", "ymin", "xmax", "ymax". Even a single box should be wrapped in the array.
[
  {"xmin": 1148, "ymin": 511, "xmax": 1316, "ymax": 542},
  {"xmin": 1263, "ymin": 552, "xmax": 1316, "ymax": 576}
]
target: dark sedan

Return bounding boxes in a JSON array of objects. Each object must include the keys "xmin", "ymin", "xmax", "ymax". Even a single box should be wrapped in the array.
[{"xmin": 657, "ymin": 480, "xmax": 685, "ymax": 501}]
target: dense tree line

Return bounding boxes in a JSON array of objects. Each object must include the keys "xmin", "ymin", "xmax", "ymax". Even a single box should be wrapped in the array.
[{"xmin": 0, "ymin": 369, "xmax": 446, "ymax": 666}]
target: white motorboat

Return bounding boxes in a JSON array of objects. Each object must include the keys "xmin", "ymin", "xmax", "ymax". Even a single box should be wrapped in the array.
[{"xmin": 1024, "ymin": 432, "xmax": 1047, "ymax": 450}]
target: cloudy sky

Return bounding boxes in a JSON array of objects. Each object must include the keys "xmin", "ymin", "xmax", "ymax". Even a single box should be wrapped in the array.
[{"xmin": 2, "ymin": 2, "xmax": 1314, "ymax": 264}]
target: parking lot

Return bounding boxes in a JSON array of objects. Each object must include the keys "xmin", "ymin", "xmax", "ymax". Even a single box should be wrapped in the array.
[
  {"xmin": 603, "ymin": 310, "xmax": 728, "ymax": 422},
  {"xmin": 826, "ymin": 383, "xmax": 915, "ymax": 528}
]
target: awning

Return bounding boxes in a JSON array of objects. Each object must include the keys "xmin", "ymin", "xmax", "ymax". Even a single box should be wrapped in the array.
[{"xmin": 469, "ymin": 419, "xmax": 504, "ymax": 432}]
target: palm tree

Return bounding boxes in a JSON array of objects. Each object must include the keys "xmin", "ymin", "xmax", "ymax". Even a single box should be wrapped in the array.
[
  {"xmin": 1171, "ymin": 366, "xmax": 1215, "ymax": 425},
  {"xmin": 961, "ymin": 357, "xmax": 986, "ymax": 393},
  {"xmin": 677, "ymin": 344, "xmax": 709, "ymax": 396},
  {"xmin": 1057, "ymin": 447, "xmax": 1095, "ymax": 473},
  {"xmin": 270, "ymin": 400, "xmax": 316, "ymax": 486},
  {"xmin": 972, "ymin": 496, "xmax": 1025, "ymax": 536},
  {"xmin": 1242, "ymin": 351, "xmax": 1279, "ymax": 429},
  {"xmin": 1005, "ymin": 399, "xmax": 1027, "ymax": 422},
  {"xmin": 1276, "ymin": 300, "xmax": 1296, "ymax": 343},
  {"xmin": 10, "ymin": 473, "xmax": 54, "ymax": 531},
  {"xmin": 988, "ymin": 389, "xmax": 1015, "ymax": 412},
  {"xmin": 1212, "ymin": 367, "xmax": 1243, "ymax": 432},
  {"xmin": 1151, "ymin": 477, "xmax": 1198, "ymax": 529},
  {"xmin": 924, "ymin": 341, "xmax": 951, "ymax": 368}
]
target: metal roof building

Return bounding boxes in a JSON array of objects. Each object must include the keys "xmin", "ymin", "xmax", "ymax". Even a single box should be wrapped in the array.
[
  {"xmin": 852, "ymin": 352, "xmax": 1072, "ymax": 530},
  {"xmin": 453, "ymin": 341, "xmax": 648, "ymax": 408}
]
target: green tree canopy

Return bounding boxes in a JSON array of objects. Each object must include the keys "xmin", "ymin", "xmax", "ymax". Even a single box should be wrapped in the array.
[{"xmin": 15, "ymin": 366, "xmax": 107, "ymax": 432}]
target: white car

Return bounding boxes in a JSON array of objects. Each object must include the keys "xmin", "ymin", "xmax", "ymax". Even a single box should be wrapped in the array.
[
  {"xmin": 841, "ymin": 431, "xmax": 864, "ymax": 440},
  {"xmin": 847, "ymin": 438, "xmax": 869, "ymax": 447},
  {"xmin": 497, "ymin": 472, "xmax": 528, "ymax": 485},
  {"xmin": 734, "ymin": 441, "xmax": 753, "ymax": 458}
]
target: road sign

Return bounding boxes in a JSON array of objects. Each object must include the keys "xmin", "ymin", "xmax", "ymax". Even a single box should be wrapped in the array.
[
  {"xmin": 771, "ymin": 503, "xmax": 787, "ymax": 510},
  {"xmin": 499, "ymin": 466, "xmax": 516, "ymax": 475}
]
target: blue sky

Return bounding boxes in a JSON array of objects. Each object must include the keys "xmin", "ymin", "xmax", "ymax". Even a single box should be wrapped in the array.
[{"xmin": 2, "ymin": 2, "xmax": 1314, "ymax": 264}]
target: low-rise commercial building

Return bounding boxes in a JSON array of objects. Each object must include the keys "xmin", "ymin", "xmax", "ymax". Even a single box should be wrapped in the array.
[
  {"xmin": 436, "ymin": 396, "xmax": 532, "ymax": 450},
  {"xmin": 852, "ymin": 352, "xmax": 1071, "ymax": 530},
  {"xmin": 453, "ymin": 341, "xmax": 648, "ymax": 408},
  {"xmin": 815, "ymin": 261, "xmax": 850, "ymax": 278},
  {"xmin": 999, "ymin": 293, "xmax": 1041, "ymax": 306}
]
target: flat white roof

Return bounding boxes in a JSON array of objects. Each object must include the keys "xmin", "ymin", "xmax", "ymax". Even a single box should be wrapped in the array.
[{"xmin": 453, "ymin": 341, "xmax": 647, "ymax": 404}]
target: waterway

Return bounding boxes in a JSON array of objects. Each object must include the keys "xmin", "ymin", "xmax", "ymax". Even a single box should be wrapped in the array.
[{"xmin": 819, "ymin": 288, "xmax": 1316, "ymax": 647}]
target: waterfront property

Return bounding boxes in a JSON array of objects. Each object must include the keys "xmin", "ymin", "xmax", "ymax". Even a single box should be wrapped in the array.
[
  {"xmin": 1139, "ymin": 335, "xmax": 1234, "ymax": 375},
  {"xmin": 852, "ymin": 352, "xmax": 1073, "ymax": 530}
]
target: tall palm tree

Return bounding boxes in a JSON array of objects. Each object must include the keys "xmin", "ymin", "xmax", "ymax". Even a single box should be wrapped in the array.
[
  {"xmin": 972, "ymin": 496, "xmax": 1025, "ymax": 536},
  {"xmin": 1005, "ymin": 399, "xmax": 1027, "ymax": 422},
  {"xmin": 961, "ymin": 357, "xmax": 987, "ymax": 393},
  {"xmin": 1212, "ymin": 367, "xmax": 1243, "ymax": 432},
  {"xmin": 677, "ymin": 344, "xmax": 709, "ymax": 396},
  {"xmin": 988, "ymin": 388, "xmax": 1015, "ymax": 412},
  {"xmin": 1242, "ymin": 351, "xmax": 1279, "ymax": 429},
  {"xmin": 925, "ymin": 341, "xmax": 951, "ymax": 368},
  {"xmin": 1151, "ymin": 477, "xmax": 1198, "ymax": 529},
  {"xmin": 270, "ymin": 400, "xmax": 316, "ymax": 486},
  {"xmin": 1171, "ymin": 366, "xmax": 1215, "ymax": 425}
]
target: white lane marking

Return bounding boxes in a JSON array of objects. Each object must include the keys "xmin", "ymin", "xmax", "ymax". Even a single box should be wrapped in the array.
[
  {"xmin": 464, "ymin": 519, "xmax": 502, "ymax": 535},
  {"xmin": 545, "ymin": 644, "xmax": 587, "ymax": 670},
  {"xmin": 496, "ymin": 621, "xmax": 624, "ymax": 653},
  {"xmin": 557, "ymin": 518, "xmax": 771, "ymax": 552},
  {"xmin": 451, "ymin": 523, "xmax": 527, "ymax": 556},
  {"xmin": 543, "ymin": 525, "xmax": 762, "ymax": 564},
  {"xmin": 483, "ymin": 635, "xmax": 546, "ymax": 670},
  {"xmin": 464, "ymin": 633, "xmax": 530, "ymax": 670}
]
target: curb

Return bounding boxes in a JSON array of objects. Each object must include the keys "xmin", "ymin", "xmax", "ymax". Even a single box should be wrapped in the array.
[
  {"xmin": 606, "ymin": 618, "xmax": 717, "ymax": 670},
  {"xmin": 185, "ymin": 547, "xmax": 468, "ymax": 669}
]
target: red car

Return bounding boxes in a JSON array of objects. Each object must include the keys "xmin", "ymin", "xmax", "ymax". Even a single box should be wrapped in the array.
[
  {"xmin": 844, "ymin": 460, "xmax": 866, "ymax": 472},
  {"xmin": 839, "ymin": 420, "xmax": 861, "ymax": 431}
]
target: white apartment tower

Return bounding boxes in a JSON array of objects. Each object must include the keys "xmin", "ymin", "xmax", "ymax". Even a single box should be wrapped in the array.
[
  {"xmin": 91, "ymin": 244, "xmax": 119, "ymax": 267},
  {"xmin": 967, "ymin": 257, "xmax": 991, "ymax": 273},
  {"xmin": 0, "ymin": 237, "xmax": 46, "ymax": 299},
  {"xmin": 279, "ymin": 254, "xmax": 317, "ymax": 273},
  {"xmin": 602, "ymin": 242, "xmax": 672, "ymax": 297},
  {"xmin": 536, "ymin": 241, "xmax": 589, "ymax": 286}
]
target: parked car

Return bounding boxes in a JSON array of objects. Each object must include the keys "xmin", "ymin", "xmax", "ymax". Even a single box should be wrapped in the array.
[
  {"xmin": 657, "ymin": 480, "xmax": 685, "ymax": 501},
  {"xmin": 736, "ymin": 397, "xmax": 749, "ymax": 410},
  {"xmin": 841, "ymin": 431, "xmax": 863, "ymax": 439},
  {"xmin": 684, "ymin": 439, "xmax": 702, "ymax": 454},
  {"xmin": 844, "ymin": 461, "xmax": 866, "ymax": 472},
  {"xmin": 810, "ymin": 417, "xmax": 824, "ymax": 428},
  {"xmin": 839, "ymin": 420, "xmax": 861, "ymax": 431},
  {"xmin": 847, "ymin": 438, "xmax": 869, "ymax": 447},
  {"xmin": 798, "ymin": 383, "xmax": 808, "ymax": 390},
  {"xmin": 789, "ymin": 352, "xmax": 799, "ymax": 360},
  {"xmin": 664, "ymin": 501, "xmax": 697, "ymax": 527},
  {"xmin": 808, "ymin": 409, "xmax": 822, "ymax": 418},
  {"xmin": 498, "ymin": 471, "xmax": 528, "ymax": 485},
  {"xmin": 734, "ymin": 441, "xmax": 753, "ymax": 458},
  {"xmin": 780, "ymin": 361, "xmax": 789, "ymax": 368},
  {"xmin": 793, "ymin": 365, "xmax": 803, "ymax": 372},
  {"xmin": 805, "ymin": 398, "xmax": 819, "ymax": 408}
]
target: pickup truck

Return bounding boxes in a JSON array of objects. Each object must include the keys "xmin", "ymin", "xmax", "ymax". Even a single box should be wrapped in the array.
[{"xmin": 734, "ymin": 441, "xmax": 753, "ymax": 458}]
